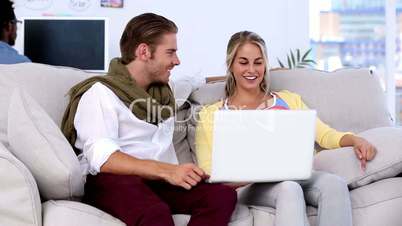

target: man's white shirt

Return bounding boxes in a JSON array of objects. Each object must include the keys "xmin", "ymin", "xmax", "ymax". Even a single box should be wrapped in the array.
[{"xmin": 74, "ymin": 82, "xmax": 178, "ymax": 175}]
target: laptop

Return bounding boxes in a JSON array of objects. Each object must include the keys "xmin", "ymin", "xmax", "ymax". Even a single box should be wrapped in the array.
[{"xmin": 208, "ymin": 110, "xmax": 316, "ymax": 183}]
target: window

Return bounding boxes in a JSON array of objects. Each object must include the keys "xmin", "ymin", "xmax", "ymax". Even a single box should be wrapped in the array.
[{"xmin": 310, "ymin": 0, "xmax": 401, "ymax": 125}]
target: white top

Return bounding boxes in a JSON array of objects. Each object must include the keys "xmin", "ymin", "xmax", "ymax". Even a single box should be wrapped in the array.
[{"xmin": 74, "ymin": 82, "xmax": 178, "ymax": 175}]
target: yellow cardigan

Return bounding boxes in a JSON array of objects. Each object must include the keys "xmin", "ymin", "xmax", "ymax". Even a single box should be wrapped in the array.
[{"xmin": 195, "ymin": 90, "xmax": 352, "ymax": 175}]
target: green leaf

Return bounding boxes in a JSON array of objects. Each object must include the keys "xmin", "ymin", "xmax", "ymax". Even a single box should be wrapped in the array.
[
  {"xmin": 301, "ymin": 48, "xmax": 312, "ymax": 61},
  {"xmin": 277, "ymin": 48, "xmax": 316, "ymax": 70},
  {"xmin": 277, "ymin": 58, "xmax": 285, "ymax": 68},
  {"xmin": 287, "ymin": 54, "xmax": 292, "ymax": 69},
  {"xmin": 303, "ymin": 59, "xmax": 317, "ymax": 64},
  {"xmin": 290, "ymin": 50, "xmax": 296, "ymax": 68},
  {"xmin": 296, "ymin": 49, "xmax": 301, "ymax": 62}
]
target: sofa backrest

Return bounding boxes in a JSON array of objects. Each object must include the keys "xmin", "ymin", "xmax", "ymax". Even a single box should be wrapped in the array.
[
  {"xmin": 189, "ymin": 68, "xmax": 393, "ymax": 133},
  {"xmin": 0, "ymin": 63, "xmax": 92, "ymax": 147},
  {"xmin": 0, "ymin": 64, "xmax": 394, "ymax": 163}
]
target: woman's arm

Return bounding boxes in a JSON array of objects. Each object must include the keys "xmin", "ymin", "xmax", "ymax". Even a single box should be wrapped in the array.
[
  {"xmin": 282, "ymin": 91, "xmax": 377, "ymax": 170},
  {"xmin": 194, "ymin": 106, "xmax": 216, "ymax": 175}
]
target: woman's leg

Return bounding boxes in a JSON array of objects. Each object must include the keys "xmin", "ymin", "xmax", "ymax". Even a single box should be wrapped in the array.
[
  {"xmin": 298, "ymin": 171, "xmax": 352, "ymax": 226},
  {"xmin": 238, "ymin": 181, "xmax": 309, "ymax": 226}
]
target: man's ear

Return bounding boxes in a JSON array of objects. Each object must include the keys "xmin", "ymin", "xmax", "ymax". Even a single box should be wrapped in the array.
[
  {"xmin": 1, "ymin": 23, "xmax": 11, "ymax": 41},
  {"xmin": 135, "ymin": 43, "xmax": 152, "ymax": 61},
  {"xmin": 2, "ymin": 22, "xmax": 11, "ymax": 33}
]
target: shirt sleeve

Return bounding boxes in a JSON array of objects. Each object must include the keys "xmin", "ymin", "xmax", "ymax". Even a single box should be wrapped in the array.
[
  {"xmin": 295, "ymin": 94, "xmax": 353, "ymax": 149},
  {"xmin": 74, "ymin": 83, "xmax": 121, "ymax": 175}
]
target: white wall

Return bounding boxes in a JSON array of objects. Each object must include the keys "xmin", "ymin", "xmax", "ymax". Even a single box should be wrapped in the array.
[{"xmin": 13, "ymin": 0, "xmax": 309, "ymax": 82}]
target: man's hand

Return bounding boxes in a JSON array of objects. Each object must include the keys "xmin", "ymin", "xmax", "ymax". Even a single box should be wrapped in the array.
[
  {"xmin": 163, "ymin": 163, "xmax": 208, "ymax": 190},
  {"xmin": 352, "ymin": 136, "xmax": 377, "ymax": 171}
]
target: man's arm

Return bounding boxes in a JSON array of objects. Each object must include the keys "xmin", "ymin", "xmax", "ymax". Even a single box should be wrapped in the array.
[
  {"xmin": 101, "ymin": 151, "xmax": 208, "ymax": 190},
  {"xmin": 74, "ymin": 84, "xmax": 207, "ymax": 190}
]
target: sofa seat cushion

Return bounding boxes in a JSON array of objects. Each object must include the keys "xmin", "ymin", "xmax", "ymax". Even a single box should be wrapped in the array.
[
  {"xmin": 43, "ymin": 201, "xmax": 251, "ymax": 226},
  {"xmin": 351, "ymin": 177, "xmax": 402, "ymax": 226},
  {"xmin": 250, "ymin": 205, "xmax": 317, "ymax": 226},
  {"xmin": 42, "ymin": 200, "xmax": 125, "ymax": 226},
  {"xmin": 7, "ymin": 89, "xmax": 84, "ymax": 200},
  {"xmin": 0, "ymin": 142, "xmax": 42, "ymax": 226},
  {"xmin": 314, "ymin": 127, "xmax": 402, "ymax": 189}
]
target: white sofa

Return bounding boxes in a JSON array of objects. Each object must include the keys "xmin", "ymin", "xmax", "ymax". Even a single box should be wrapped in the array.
[{"xmin": 0, "ymin": 63, "xmax": 402, "ymax": 226}]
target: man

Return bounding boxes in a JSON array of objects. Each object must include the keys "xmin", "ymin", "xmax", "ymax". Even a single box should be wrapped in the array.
[
  {"xmin": 0, "ymin": 0, "xmax": 31, "ymax": 64},
  {"xmin": 61, "ymin": 13, "xmax": 237, "ymax": 226}
]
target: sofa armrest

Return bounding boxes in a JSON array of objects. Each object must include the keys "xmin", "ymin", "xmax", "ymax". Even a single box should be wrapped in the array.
[{"xmin": 0, "ymin": 142, "xmax": 42, "ymax": 226}]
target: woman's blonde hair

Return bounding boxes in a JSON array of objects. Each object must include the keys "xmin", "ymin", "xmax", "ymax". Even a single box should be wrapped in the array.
[{"xmin": 225, "ymin": 31, "xmax": 270, "ymax": 97}]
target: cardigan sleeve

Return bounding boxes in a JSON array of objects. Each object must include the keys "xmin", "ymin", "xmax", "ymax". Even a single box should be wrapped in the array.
[{"xmin": 194, "ymin": 103, "xmax": 221, "ymax": 175}]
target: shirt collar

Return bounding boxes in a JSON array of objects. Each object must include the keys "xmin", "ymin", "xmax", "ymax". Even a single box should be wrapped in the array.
[{"xmin": 0, "ymin": 41, "xmax": 13, "ymax": 49}]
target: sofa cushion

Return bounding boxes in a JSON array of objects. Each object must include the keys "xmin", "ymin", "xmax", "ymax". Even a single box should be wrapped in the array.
[
  {"xmin": 171, "ymin": 80, "xmax": 196, "ymax": 164},
  {"xmin": 42, "ymin": 200, "xmax": 125, "ymax": 226},
  {"xmin": 0, "ymin": 142, "xmax": 42, "ymax": 226},
  {"xmin": 250, "ymin": 205, "xmax": 317, "ymax": 226},
  {"xmin": 172, "ymin": 204, "xmax": 252, "ymax": 226},
  {"xmin": 7, "ymin": 89, "xmax": 85, "ymax": 200},
  {"xmin": 314, "ymin": 127, "xmax": 402, "ymax": 189},
  {"xmin": 350, "ymin": 177, "xmax": 402, "ymax": 226},
  {"xmin": 0, "ymin": 63, "xmax": 91, "ymax": 146},
  {"xmin": 173, "ymin": 106, "xmax": 195, "ymax": 164},
  {"xmin": 169, "ymin": 80, "xmax": 193, "ymax": 109},
  {"xmin": 189, "ymin": 81, "xmax": 225, "ymax": 105},
  {"xmin": 43, "ymin": 201, "xmax": 251, "ymax": 226},
  {"xmin": 189, "ymin": 68, "xmax": 392, "ymax": 133},
  {"xmin": 270, "ymin": 68, "xmax": 392, "ymax": 133},
  {"xmin": 228, "ymin": 204, "xmax": 253, "ymax": 226},
  {"xmin": 185, "ymin": 103, "xmax": 202, "ymax": 159}
]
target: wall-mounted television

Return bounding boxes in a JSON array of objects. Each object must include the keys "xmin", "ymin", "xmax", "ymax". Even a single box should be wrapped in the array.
[{"xmin": 22, "ymin": 17, "xmax": 109, "ymax": 72}]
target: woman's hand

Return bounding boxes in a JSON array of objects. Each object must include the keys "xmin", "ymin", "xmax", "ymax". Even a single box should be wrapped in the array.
[
  {"xmin": 351, "ymin": 136, "xmax": 377, "ymax": 170},
  {"xmin": 340, "ymin": 135, "xmax": 377, "ymax": 170}
]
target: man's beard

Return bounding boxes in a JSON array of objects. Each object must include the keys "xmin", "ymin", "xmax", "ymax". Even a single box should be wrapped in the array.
[
  {"xmin": 147, "ymin": 61, "xmax": 169, "ymax": 84},
  {"xmin": 8, "ymin": 39, "xmax": 15, "ymax": 46},
  {"xmin": 8, "ymin": 34, "xmax": 16, "ymax": 46},
  {"xmin": 149, "ymin": 69, "xmax": 167, "ymax": 84}
]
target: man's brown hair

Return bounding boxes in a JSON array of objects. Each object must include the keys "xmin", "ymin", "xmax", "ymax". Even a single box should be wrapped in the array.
[{"xmin": 120, "ymin": 13, "xmax": 178, "ymax": 64}]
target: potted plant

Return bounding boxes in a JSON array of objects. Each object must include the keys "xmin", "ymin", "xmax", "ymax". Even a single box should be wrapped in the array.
[{"xmin": 277, "ymin": 48, "xmax": 316, "ymax": 69}]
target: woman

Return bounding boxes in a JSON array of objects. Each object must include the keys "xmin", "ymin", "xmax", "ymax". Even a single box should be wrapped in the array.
[{"xmin": 195, "ymin": 31, "xmax": 377, "ymax": 226}]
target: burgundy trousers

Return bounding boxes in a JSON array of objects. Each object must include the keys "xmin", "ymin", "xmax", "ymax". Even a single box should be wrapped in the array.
[{"xmin": 83, "ymin": 173, "xmax": 237, "ymax": 226}]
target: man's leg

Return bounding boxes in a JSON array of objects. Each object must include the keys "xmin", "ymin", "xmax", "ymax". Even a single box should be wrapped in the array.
[
  {"xmin": 298, "ymin": 171, "xmax": 353, "ymax": 226},
  {"xmin": 83, "ymin": 173, "xmax": 174, "ymax": 226},
  {"xmin": 148, "ymin": 181, "xmax": 237, "ymax": 226}
]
